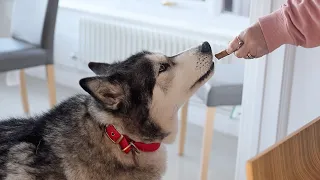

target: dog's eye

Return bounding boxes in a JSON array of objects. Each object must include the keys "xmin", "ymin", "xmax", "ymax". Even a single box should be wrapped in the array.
[{"xmin": 159, "ymin": 63, "xmax": 169, "ymax": 73}]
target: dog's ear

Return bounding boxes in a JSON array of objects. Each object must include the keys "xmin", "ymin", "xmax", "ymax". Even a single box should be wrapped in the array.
[
  {"xmin": 88, "ymin": 62, "xmax": 110, "ymax": 75},
  {"xmin": 79, "ymin": 77, "xmax": 125, "ymax": 110}
]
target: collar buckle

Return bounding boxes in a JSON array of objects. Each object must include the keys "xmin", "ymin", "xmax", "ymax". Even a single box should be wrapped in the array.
[
  {"xmin": 105, "ymin": 124, "xmax": 160, "ymax": 154},
  {"xmin": 130, "ymin": 142, "xmax": 141, "ymax": 154},
  {"xmin": 121, "ymin": 142, "xmax": 141, "ymax": 154},
  {"xmin": 112, "ymin": 134, "xmax": 124, "ymax": 144},
  {"xmin": 105, "ymin": 125, "xmax": 124, "ymax": 144}
]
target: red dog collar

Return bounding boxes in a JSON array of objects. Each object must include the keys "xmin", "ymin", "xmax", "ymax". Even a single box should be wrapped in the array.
[{"xmin": 105, "ymin": 124, "xmax": 161, "ymax": 154}]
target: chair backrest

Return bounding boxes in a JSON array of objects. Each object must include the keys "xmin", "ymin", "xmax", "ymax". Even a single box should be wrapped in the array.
[
  {"xmin": 10, "ymin": 0, "xmax": 59, "ymax": 51},
  {"xmin": 246, "ymin": 116, "xmax": 320, "ymax": 180}
]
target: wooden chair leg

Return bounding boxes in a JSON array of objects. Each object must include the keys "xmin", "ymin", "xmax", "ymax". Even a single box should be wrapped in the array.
[
  {"xmin": 46, "ymin": 64, "xmax": 56, "ymax": 108},
  {"xmin": 200, "ymin": 107, "xmax": 216, "ymax": 180},
  {"xmin": 178, "ymin": 101, "xmax": 189, "ymax": 156},
  {"xmin": 20, "ymin": 69, "xmax": 30, "ymax": 114}
]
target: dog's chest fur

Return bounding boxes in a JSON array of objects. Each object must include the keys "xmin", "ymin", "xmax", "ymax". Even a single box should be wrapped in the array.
[{"xmin": 0, "ymin": 95, "xmax": 166, "ymax": 180}]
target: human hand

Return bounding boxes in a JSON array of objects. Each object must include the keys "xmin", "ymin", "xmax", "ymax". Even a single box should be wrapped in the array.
[{"xmin": 227, "ymin": 22, "xmax": 268, "ymax": 59}]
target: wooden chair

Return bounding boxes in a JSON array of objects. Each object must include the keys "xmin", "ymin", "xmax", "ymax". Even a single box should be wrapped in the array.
[
  {"xmin": 0, "ymin": 0, "xmax": 59, "ymax": 114},
  {"xmin": 178, "ymin": 63, "xmax": 244, "ymax": 180},
  {"xmin": 247, "ymin": 116, "xmax": 320, "ymax": 180}
]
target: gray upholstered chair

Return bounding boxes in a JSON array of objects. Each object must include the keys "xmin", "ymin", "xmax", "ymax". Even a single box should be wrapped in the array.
[
  {"xmin": 0, "ymin": 0, "xmax": 59, "ymax": 114},
  {"xmin": 178, "ymin": 63, "xmax": 244, "ymax": 180}
]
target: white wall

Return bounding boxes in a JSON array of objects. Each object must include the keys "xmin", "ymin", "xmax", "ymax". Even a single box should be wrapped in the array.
[
  {"xmin": 51, "ymin": 8, "xmax": 81, "ymax": 68},
  {"xmin": 287, "ymin": 47, "xmax": 320, "ymax": 134},
  {"xmin": 0, "ymin": 0, "xmax": 13, "ymax": 37}
]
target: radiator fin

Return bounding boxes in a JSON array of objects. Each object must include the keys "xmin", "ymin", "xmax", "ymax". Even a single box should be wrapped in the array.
[{"xmin": 79, "ymin": 17, "xmax": 234, "ymax": 65}]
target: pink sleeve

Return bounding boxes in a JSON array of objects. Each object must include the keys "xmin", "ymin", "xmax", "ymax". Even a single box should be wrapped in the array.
[{"xmin": 258, "ymin": 0, "xmax": 320, "ymax": 53}]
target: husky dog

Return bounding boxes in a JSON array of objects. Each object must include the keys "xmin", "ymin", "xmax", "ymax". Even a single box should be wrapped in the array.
[{"xmin": 0, "ymin": 42, "xmax": 214, "ymax": 180}]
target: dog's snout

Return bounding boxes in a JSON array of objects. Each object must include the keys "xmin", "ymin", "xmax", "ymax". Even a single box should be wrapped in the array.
[{"xmin": 200, "ymin": 41, "xmax": 211, "ymax": 53}]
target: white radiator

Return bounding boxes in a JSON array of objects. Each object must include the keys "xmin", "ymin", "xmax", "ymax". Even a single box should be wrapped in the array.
[{"xmin": 78, "ymin": 17, "xmax": 234, "ymax": 65}]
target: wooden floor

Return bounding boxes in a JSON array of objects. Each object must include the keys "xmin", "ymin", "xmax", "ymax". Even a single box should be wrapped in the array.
[{"xmin": 247, "ymin": 116, "xmax": 320, "ymax": 180}]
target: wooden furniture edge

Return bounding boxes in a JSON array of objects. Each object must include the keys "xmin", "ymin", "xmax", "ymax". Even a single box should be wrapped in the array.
[{"xmin": 245, "ymin": 116, "xmax": 320, "ymax": 179}]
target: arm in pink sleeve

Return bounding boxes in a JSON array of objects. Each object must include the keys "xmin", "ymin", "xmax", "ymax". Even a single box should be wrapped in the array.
[{"xmin": 258, "ymin": 0, "xmax": 320, "ymax": 53}]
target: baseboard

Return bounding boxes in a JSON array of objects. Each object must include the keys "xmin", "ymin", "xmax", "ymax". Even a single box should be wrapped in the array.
[{"xmin": 25, "ymin": 64, "xmax": 239, "ymax": 137}]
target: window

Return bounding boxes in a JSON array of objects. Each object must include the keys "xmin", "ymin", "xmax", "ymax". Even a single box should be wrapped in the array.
[
  {"xmin": 225, "ymin": 0, "xmax": 251, "ymax": 17},
  {"xmin": 162, "ymin": 0, "xmax": 251, "ymax": 17},
  {"xmin": 224, "ymin": 0, "xmax": 234, "ymax": 12},
  {"xmin": 213, "ymin": 0, "xmax": 251, "ymax": 17}
]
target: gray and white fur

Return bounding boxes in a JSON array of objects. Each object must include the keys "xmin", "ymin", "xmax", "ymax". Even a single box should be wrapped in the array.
[{"xmin": 0, "ymin": 42, "xmax": 214, "ymax": 180}]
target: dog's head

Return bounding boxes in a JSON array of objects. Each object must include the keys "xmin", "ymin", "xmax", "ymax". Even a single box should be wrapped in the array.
[{"xmin": 80, "ymin": 42, "xmax": 214, "ymax": 143}]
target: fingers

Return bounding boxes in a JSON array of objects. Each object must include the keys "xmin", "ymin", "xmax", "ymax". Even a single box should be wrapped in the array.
[
  {"xmin": 228, "ymin": 35, "xmax": 255, "ymax": 59},
  {"xmin": 226, "ymin": 38, "xmax": 241, "ymax": 54},
  {"xmin": 227, "ymin": 22, "xmax": 269, "ymax": 59},
  {"xmin": 234, "ymin": 44, "xmax": 249, "ymax": 58}
]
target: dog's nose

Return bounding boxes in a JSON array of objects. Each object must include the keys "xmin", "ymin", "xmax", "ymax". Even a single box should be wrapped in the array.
[{"xmin": 200, "ymin": 41, "xmax": 212, "ymax": 53}]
